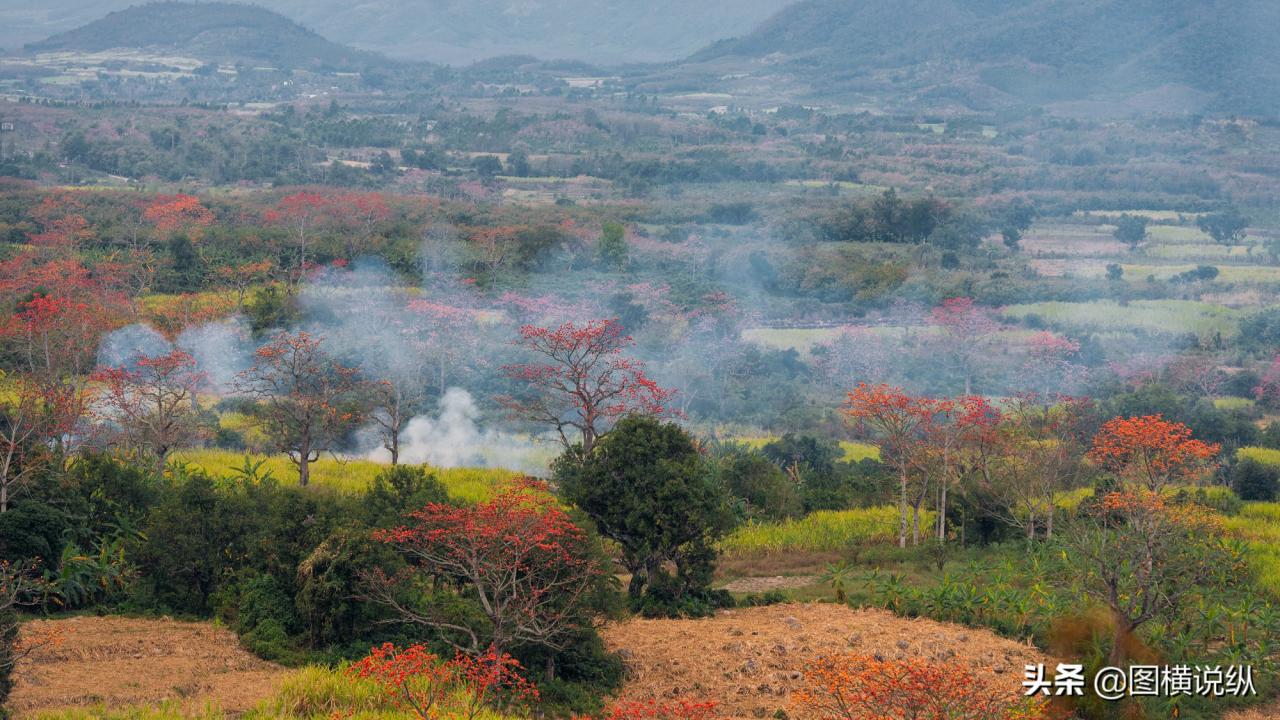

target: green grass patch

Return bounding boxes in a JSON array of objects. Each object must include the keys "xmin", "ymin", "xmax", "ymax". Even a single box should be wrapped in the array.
[{"xmin": 1001, "ymin": 299, "xmax": 1241, "ymax": 338}]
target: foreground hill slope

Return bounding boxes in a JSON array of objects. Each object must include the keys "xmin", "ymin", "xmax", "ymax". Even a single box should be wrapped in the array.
[
  {"xmin": 694, "ymin": 0, "xmax": 1280, "ymax": 115},
  {"xmin": 24, "ymin": 1, "xmax": 389, "ymax": 71}
]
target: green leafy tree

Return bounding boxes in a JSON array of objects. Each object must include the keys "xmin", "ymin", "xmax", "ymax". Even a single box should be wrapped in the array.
[
  {"xmin": 1113, "ymin": 214, "xmax": 1149, "ymax": 251},
  {"xmin": 597, "ymin": 222, "xmax": 628, "ymax": 269},
  {"xmin": 554, "ymin": 417, "xmax": 732, "ymax": 609},
  {"xmin": 1197, "ymin": 209, "xmax": 1250, "ymax": 245}
]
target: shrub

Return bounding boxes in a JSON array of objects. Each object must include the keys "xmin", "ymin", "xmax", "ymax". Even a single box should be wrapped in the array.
[
  {"xmin": 0, "ymin": 501, "xmax": 67, "ymax": 563},
  {"xmin": 793, "ymin": 653, "xmax": 1046, "ymax": 720},
  {"xmin": 1232, "ymin": 458, "xmax": 1280, "ymax": 501}
]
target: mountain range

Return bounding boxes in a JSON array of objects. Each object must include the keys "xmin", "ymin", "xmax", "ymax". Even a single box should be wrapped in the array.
[
  {"xmin": 1, "ymin": 0, "xmax": 795, "ymax": 65},
  {"xmin": 694, "ymin": 0, "xmax": 1280, "ymax": 115}
]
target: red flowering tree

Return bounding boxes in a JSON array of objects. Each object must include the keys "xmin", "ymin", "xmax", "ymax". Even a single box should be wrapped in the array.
[
  {"xmin": 930, "ymin": 297, "xmax": 1002, "ymax": 395},
  {"xmin": 143, "ymin": 194, "xmax": 215, "ymax": 242},
  {"xmin": 265, "ymin": 192, "xmax": 330, "ymax": 287},
  {"xmin": 330, "ymin": 192, "xmax": 391, "ymax": 259},
  {"xmin": 365, "ymin": 481, "xmax": 601, "ymax": 659},
  {"xmin": 500, "ymin": 319, "xmax": 676, "ymax": 454},
  {"xmin": 27, "ymin": 193, "xmax": 92, "ymax": 252},
  {"xmin": 1088, "ymin": 415, "xmax": 1219, "ymax": 492},
  {"xmin": 1071, "ymin": 490, "xmax": 1241, "ymax": 664},
  {"xmin": 91, "ymin": 350, "xmax": 210, "ymax": 470},
  {"xmin": 348, "ymin": 642, "xmax": 537, "ymax": 720},
  {"xmin": 1, "ymin": 294, "xmax": 113, "ymax": 453},
  {"xmin": 842, "ymin": 384, "xmax": 938, "ymax": 547},
  {"xmin": 234, "ymin": 332, "xmax": 363, "ymax": 485},
  {"xmin": 0, "ymin": 377, "xmax": 52, "ymax": 514},
  {"xmin": 794, "ymin": 653, "xmax": 1046, "ymax": 720},
  {"xmin": 984, "ymin": 395, "xmax": 1091, "ymax": 541}
]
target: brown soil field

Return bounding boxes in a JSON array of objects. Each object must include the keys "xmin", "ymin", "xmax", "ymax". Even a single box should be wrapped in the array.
[
  {"xmin": 10, "ymin": 615, "xmax": 290, "ymax": 717},
  {"xmin": 13, "ymin": 604, "xmax": 1056, "ymax": 719},
  {"xmin": 600, "ymin": 602, "xmax": 1053, "ymax": 720}
]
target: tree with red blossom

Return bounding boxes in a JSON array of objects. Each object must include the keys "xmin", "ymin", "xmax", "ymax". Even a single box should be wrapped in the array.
[
  {"xmin": 330, "ymin": 192, "xmax": 391, "ymax": 260},
  {"xmin": 1069, "ymin": 490, "xmax": 1242, "ymax": 664},
  {"xmin": 500, "ymin": 319, "xmax": 675, "ymax": 454},
  {"xmin": 1, "ymin": 294, "xmax": 114, "ymax": 454},
  {"xmin": 142, "ymin": 194, "xmax": 215, "ymax": 242},
  {"xmin": 234, "ymin": 332, "xmax": 363, "ymax": 486},
  {"xmin": 348, "ymin": 642, "xmax": 538, "ymax": 720},
  {"xmin": 265, "ymin": 192, "xmax": 330, "ymax": 288},
  {"xmin": 930, "ymin": 297, "xmax": 1001, "ymax": 395},
  {"xmin": 364, "ymin": 481, "xmax": 601, "ymax": 659},
  {"xmin": 91, "ymin": 350, "xmax": 210, "ymax": 470},
  {"xmin": 27, "ymin": 193, "xmax": 92, "ymax": 252},
  {"xmin": 0, "ymin": 376, "xmax": 53, "ymax": 514},
  {"xmin": 1088, "ymin": 414, "xmax": 1219, "ymax": 492},
  {"xmin": 842, "ymin": 384, "xmax": 938, "ymax": 547}
]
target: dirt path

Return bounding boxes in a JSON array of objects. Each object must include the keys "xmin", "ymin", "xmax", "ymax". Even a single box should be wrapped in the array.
[
  {"xmin": 600, "ymin": 603, "xmax": 1052, "ymax": 720},
  {"xmin": 10, "ymin": 615, "xmax": 290, "ymax": 717}
]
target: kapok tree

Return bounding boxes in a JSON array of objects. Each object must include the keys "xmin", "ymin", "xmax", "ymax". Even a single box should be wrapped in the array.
[
  {"xmin": 2, "ymin": 293, "xmax": 113, "ymax": 454},
  {"xmin": 365, "ymin": 481, "xmax": 600, "ymax": 660},
  {"xmin": 142, "ymin": 194, "xmax": 215, "ymax": 242},
  {"xmin": 265, "ymin": 191, "xmax": 330, "ymax": 288},
  {"xmin": 91, "ymin": 350, "xmax": 209, "ymax": 471},
  {"xmin": 234, "ymin": 332, "xmax": 362, "ymax": 486},
  {"xmin": 985, "ymin": 395, "xmax": 1090, "ymax": 541},
  {"xmin": 0, "ymin": 376, "xmax": 52, "ymax": 514},
  {"xmin": 930, "ymin": 297, "xmax": 1000, "ymax": 395},
  {"xmin": 842, "ymin": 384, "xmax": 937, "ymax": 548},
  {"xmin": 1070, "ymin": 490, "xmax": 1241, "ymax": 665},
  {"xmin": 1088, "ymin": 414, "xmax": 1219, "ymax": 492},
  {"xmin": 793, "ymin": 653, "xmax": 1047, "ymax": 720},
  {"xmin": 500, "ymin": 319, "xmax": 676, "ymax": 454}
]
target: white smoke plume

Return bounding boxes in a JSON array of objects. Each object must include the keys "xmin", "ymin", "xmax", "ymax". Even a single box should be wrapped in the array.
[{"xmin": 363, "ymin": 387, "xmax": 551, "ymax": 475}]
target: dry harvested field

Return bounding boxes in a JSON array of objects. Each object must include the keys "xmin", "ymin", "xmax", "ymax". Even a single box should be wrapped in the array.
[
  {"xmin": 14, "ymin": 605, "xmax": 1052, "ymax": 719},
  {"xmin": 599, "ymin": 602, "xmax": 1052, "ymax": 720},
  {"xmin": 10, "ymin": 616, "xmax": 290, "ymax": 717}
]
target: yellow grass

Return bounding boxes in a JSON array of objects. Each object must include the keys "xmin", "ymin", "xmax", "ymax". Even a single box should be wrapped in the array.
[
  {"xmin": 1238, "ymin": 447, "xmax": 1280, "ymax": 468},
  {"xmin": 170, "ymin": 449, "xmax": 520, "ymax": 503},
  {"xmin": 734, "ymin": 436, "xmax": 880, "ymax": 462},
  {"xmin": 1224, "ymin": 502, "xmax": 1280, "ymax": 595},
  {"xmin": 720, "ymin": 505, "xmax": 920, "ymax": 555},
  {"xmin": 32, "ymin": 665, "xmax": 519, "ymax": 720}
]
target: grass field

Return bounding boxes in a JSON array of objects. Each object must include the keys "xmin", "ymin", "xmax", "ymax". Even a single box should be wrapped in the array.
[
  {"xmin": 734, "ymin": 436, "xmax": 880, "ymax": 462},
  {"xmin": 720, "ymin": 505, "xmax": 919, "ymax": 555},
  {"xmin": 1223, "ymin": 502, "xmax": 1280, "ymax": 595},
  {"xmin": 1001, "ymin": 299, "xmax": 1242, "ymax": 337},
  {"xmin": 32, "ymin": 664, "xmax": 517, "ymax": 720},
  {"xmin": 1238, "ymin": 447, "xmax": 1280, "ymax": 467},
  {"xmin": 170, "ymin": 449, "xmax": 519, "ymax": 503}
]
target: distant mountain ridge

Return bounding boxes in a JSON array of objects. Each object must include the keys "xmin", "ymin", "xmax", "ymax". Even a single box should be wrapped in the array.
[
  {"xmin": 694, "ymin": 0, "xmax": 1280, "ymax": 115},
  {"xmin": 24, "ymin": 2, "xmax": 388, "ymax": 71},
  {"xmin": 3, "ymin": 0, "xmax": 797, "ymax": 65}
]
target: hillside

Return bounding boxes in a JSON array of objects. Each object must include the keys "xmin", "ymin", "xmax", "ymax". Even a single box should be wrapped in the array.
[
  {"xmin": 3, "ymin": 0, "xmax": 796, "ymax": 65},
  {"xmin": 23, "ymin": 2, "xmax": 389, "ymax": 71},
  {"xmin": 693, "ymin": 0, "xmax": 1280, "ymax": 116}
]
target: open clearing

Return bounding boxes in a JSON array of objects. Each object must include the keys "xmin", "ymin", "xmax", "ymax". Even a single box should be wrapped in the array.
[
  {"xmin": 11, "ymin": 616, "xmax": 290, "ymax": 717},
  {"xmin": 599, "ymin": 603, "xmax": 1051, "ymax": 720},
  {"xmin": 15, "ymin": 606, "xmax": 1050, "ymax": 719}
]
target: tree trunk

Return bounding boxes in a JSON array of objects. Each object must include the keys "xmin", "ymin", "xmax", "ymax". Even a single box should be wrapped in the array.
[
  {"xmin": 898, "ymin": 468, "xmax": 908, "ymax": 548},
  {"xmin": 1110, "ymin": 611, "xmax": 1136, "ymax": 666}
]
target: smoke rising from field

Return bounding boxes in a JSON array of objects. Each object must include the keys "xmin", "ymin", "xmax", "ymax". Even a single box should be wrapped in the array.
[{"xmin": 361, "ymin": 387, "xmax": 549, "ymax": 474}]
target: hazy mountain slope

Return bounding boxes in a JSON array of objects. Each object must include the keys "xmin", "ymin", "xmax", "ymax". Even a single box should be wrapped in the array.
[
  {"xmin": 694, "ymin": 0, "xmax": 1280, "ymax": 115},
  {"xmin": 24, "ymin": 2, "xmax": 388, "ymax": 71},
  {"xmin": 1, "ymin": 0, "xmax": 797, "ymax": 64}
]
